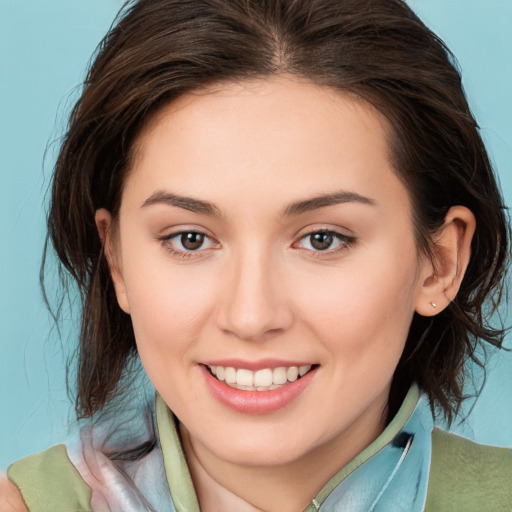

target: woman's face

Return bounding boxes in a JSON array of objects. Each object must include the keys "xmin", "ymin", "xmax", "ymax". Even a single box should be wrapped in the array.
[{"xmin": 103, "ymin": 76, "xmax": 432, "ymax": 468}]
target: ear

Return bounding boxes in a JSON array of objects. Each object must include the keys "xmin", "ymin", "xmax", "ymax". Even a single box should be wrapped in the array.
[
  {"xmin": 415, "ymin": 206, "xmax": 476, "ymax": 317},
  {"xmin": 95, "ymin": 208, "xmax": 130, "ymax": 314}
]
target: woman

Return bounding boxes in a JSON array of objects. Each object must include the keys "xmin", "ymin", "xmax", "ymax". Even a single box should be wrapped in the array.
[{"xmin": 2, "ymin": 0, "xmax": 511, "ymax": 510}]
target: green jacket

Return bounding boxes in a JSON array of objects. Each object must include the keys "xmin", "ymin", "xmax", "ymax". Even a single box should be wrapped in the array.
[{"xmin": 8, "ymin": 387, "xmax": 512, "ymax": 511}]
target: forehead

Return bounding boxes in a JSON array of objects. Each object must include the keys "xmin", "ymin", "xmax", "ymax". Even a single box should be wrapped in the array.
[
  {"xmin": 124, "ymin": 76, "xmax": 410, "ymax": 216},
  {"xmin": 135, "ymin": 76, "xmax": 392, "ymax": 158}
]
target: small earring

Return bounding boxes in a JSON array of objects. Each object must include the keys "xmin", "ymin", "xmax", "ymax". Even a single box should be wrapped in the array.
[{"xmin": 429, "ymin": 301, "xmax": 437, "ymax": 308}]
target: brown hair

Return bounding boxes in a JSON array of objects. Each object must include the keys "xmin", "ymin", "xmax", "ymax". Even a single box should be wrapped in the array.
[{"xmin": 45, "ymin": 0, "xmax": 510, "ymax": 422}]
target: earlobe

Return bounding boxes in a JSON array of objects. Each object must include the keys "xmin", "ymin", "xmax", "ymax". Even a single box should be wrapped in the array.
[
  {"xmin": 95, "ymin": 209, "xmax": 130, "ymax": 314},
  {"xmin": 415, "ymin": 206, "xmax": 476, "ymax": 317}
]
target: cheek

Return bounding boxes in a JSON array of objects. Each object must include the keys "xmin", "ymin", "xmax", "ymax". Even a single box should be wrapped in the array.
[
  {"xmin": 124, "ymin": 265, "xmax": 220, "ymax": 406},
  {"xmin": 119, "ymin": 247, "xmax": 219, "ymax": 361},
  {"xmin": 297, "ymin": 247, "xmax": 419, "ymax": 360}
]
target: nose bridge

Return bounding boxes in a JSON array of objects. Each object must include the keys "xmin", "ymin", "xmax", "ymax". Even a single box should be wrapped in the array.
[{"xmin": 217, "ymin": 242, "xmax": 292, "ymax": 341}]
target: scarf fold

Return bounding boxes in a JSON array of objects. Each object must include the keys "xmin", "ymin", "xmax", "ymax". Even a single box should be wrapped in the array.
[
  {"xmin": 64, "ymin": 385, "xmax": 432, "ymax": 512},
  {"xmin": 317, "ymin": 393, "xmax": 432, "ymax": 512}
]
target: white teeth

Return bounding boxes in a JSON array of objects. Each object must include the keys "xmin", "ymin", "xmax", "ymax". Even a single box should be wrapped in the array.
[
  {"xmin": 254, "ymin": 368, "xmax": 273, "ymax": 387},
  {"xmin": 208, "ymin": 364, "xmax": 314, "ymax": 390},
  {"xmin": 287, "ymin": 366, "xmax": 299, "ymax": 382},
  {"xmin": 216, "ymin": 366, "xmax": 225, "ymax": 381},
  {"xmin": 299, "ymin": 365, "xmax": 311, "ymax": 377},
  {"xmin": 273, "ymin": 367, "xmax": 287, "ymax": 385},
  {"xmin": 225, "ymin": 367, "xmax": 237, "ymax": 384},
  {"xmin": 236, "ymin": 368, "xmax": 254, "ymax": 387}
]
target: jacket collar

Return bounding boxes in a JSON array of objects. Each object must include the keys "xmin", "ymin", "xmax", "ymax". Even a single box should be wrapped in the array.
[{"xmin": 156, "ymin": 384, "xmax": 433, "ymax": 512}]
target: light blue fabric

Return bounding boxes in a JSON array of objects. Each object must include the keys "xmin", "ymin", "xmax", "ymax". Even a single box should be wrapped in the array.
[
  {"xmin": 59, "ymin": 385, "xmax": 432, "ymax": 511},
  {"xmin": 319, "ymin": 394, "xmax": 432, "ymax": 511},
  {"xmin": 65, "ymin": 400, "xmax": 175, "ymax": 512}
]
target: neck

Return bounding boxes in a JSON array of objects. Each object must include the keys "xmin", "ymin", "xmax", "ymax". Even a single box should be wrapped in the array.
[{"xmin": 180, "ymin": 404, "xmax": 387, "ymax": 512}]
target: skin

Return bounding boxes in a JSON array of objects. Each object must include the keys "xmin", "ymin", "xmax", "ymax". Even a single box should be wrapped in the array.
[
  {"xmin": 94, "ymin": 76, "xmax": 474, "ymax": 512},
  {"xmin": 0, "ymin": 475, "xmax": 27, "ymax": 512}
]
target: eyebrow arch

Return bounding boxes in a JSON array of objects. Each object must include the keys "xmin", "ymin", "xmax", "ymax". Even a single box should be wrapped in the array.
[
  {"xmin": 141, "ymin": 190, "xmax": 222, "ymax": 216},
  {"xmin": 282, "ymin": 190, "xmax": 376, "ymax": 216}
]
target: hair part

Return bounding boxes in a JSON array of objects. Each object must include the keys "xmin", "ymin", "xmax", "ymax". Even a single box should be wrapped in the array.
[{"xmin": 45, "ymin": 0, "xmax": 510, "ymax": 422}]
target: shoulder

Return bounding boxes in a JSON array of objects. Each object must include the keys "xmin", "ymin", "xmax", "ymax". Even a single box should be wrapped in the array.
[
  {"xmin": 0, "ymin": 475, "xmax": 27, "ymax": 512},
  {"xmin": 5, "ymin": 444, "xmax": 92, "ymax": 512},
  {"xmin": 426, "ymin": 428, "xmax": 512, "ymax": 511}
]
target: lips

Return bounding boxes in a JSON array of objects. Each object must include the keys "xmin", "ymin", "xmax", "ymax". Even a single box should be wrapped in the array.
[{"xmin": 200, "ymin": 362, "xmax": 318, "ymax": 414}]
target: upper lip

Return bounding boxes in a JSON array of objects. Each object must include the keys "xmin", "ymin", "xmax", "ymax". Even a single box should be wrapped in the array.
[{"xmin": 201, "ymin": 359, "xmax": 316, "ymax": 371}]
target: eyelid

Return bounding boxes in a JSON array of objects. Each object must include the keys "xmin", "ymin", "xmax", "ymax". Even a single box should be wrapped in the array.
[
  {"xmin": 292, "ymin": 228, "xmax": 357, "ymax": 255},
  {"xmin": 292, "ymin": 221, "xmax": 356, "ymax": 239},
  {"xmin": 158, "ymin": 228, "xmax": 220, "ymax": 258}
]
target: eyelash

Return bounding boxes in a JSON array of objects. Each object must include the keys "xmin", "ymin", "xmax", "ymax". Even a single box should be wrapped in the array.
[
  {"xmin": 159, "ymin": 230, "xmax": 219, "ymax": 259},
  {"xmin": 293, "ymin": 229, "xmax": 357, "ymax": 257},
  {"xmin": 159, "ymin": 229, "xmax": 356, "ymax": 259}
]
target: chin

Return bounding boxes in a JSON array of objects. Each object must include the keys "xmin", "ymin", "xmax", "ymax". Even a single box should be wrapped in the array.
[
  {"xmin": 200, "ymin": 422, "xmax": 325, "ymax": 468},
  {"xmin": 218, "ymin": 441, "xmax": 310, "ymax": 467}
]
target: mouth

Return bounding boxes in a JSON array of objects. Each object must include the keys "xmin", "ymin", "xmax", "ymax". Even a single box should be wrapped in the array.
[{"xmin": 205, "ymin": 364, "xmax": 317, "ymax": 392}]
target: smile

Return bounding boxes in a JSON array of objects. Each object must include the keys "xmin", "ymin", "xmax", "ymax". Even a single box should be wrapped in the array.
[
  {"xmin": 201, "ymin": 362, "xmax": 319, "ymax": 414},
  {"xmin": 207, "ymin": 364, "xmax": 313, "ymax": 391}
]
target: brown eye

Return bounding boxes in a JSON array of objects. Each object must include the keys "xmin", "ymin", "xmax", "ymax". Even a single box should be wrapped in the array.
[
  {"xmin": 294, "ymin": 229, "xmax": 357, "ymax": 255},
  {"xmin": 161, "ymin": 230, "xmax": 218, "ymax": 258},
  {"xmin": 309, "ymin": 231, "xmax": 333, "ymax": 250},
  {"xmin": 181, "ymin": 232, "xmax": 205, "ymax": 250}
]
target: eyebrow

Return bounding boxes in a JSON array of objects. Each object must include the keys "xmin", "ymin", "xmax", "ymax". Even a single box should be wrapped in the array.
[
  {"xmin": 141, "ymin": 189, "xmax": 375, "ymax": 217},
  {"xmin": 282, "ymin": 190, "xmax": 376, "ymax": 216},
  {"xmin": 141, "ymin": 190, "xmax": 222, "ymax": 216}
]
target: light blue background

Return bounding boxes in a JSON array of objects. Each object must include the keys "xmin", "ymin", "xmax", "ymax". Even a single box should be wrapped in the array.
[{"xmin": 1, "ymin": 1, "xmax": 511, "ymax": 468}]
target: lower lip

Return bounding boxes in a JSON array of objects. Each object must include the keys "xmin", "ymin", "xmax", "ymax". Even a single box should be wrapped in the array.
[{"xmin": 200, "ymin": 365, "xmax": 318, "ymax": 415}]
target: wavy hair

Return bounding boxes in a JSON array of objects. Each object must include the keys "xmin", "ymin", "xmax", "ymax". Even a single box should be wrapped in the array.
[{"xmin": 44, "ymin": 0, "xmax": 510, "ymax": 422}]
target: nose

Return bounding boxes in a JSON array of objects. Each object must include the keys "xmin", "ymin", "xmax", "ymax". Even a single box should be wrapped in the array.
[{"xmin": 216, "ymin": 248, "xmax": 294, "ymax": 341}]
